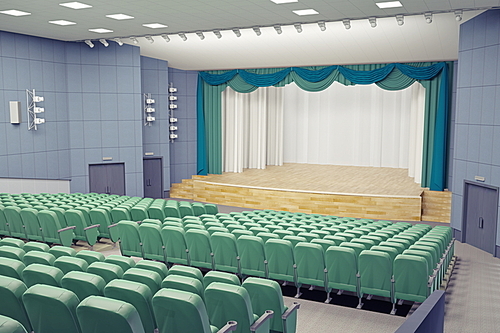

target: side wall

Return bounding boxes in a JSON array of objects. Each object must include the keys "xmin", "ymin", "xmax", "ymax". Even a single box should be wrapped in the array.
[{"xmin": 451, "ymin": 9, "xmax": 500, "ymax": 253}]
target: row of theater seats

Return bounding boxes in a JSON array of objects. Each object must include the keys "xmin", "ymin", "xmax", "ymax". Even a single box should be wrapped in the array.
[
  {"xmin": 0, "ymin": 244, "xmax": 299, "ymax": 333},
  {"xmin": 115, "ymin": 211, "xmax": 453, "ymax": 314},
  {"xmin": 0, "ymin": 192, "xmax": 217, "ymax": 249}
]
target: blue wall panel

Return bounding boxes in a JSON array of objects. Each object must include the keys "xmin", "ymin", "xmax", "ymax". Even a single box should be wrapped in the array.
[{"xmin": 452, "ymin": 9, "xmax": 500, "ymax": 249}]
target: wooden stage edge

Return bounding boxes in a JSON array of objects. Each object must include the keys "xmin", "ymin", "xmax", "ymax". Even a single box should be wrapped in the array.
[{"xmin": 171, "ymin": 176, "xmax": 452, "ymax": 223}]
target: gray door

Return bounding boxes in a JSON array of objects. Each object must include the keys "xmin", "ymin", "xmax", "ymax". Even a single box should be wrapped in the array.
[
  {"xmin": 463, "ymin": 182, "xmax": 498, "ymax": 255},
  {"xmin": 143, "ymin": 157, "xmax": 163, "ymax": 198},
  {"xmin": 89, "ymin": 163, "xmax": 126, "ymax": 195}
]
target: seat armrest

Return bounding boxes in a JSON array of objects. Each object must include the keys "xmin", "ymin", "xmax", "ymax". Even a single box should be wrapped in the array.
[
  {"xmin": 58, "ymin": 226, "xmax": 76, "ymax": 232},
  {"xmin": 108, "ymin": 223, "xmax": 119, "ymax": 229},
  {"xmin": 282, "ymin": 302, "xmax": 300, "ymax": 320},
  {"xmin": 250, "ymin": 310, "xmax": 273, "ymax": 333},
  {"xmin": 84, "ymin": 224, "xmax": 100, "ymax": 231},
  {"xmin": 217, "ymin": 321, "xmax": 238, "ymax": 333}
]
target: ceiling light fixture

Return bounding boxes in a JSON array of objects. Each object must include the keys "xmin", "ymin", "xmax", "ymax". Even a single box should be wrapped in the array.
[
  {"xmin": 142, "ymin": 23, "xmax": 168, "ymax": 29},
  {"xmin": 178, "ymin": 33, "xmax": 187, "ymax": 41},
  {"xmin": 270, "ymin": 0, "xmax": 298, "ymax": 4},
  {"xmin": 369, "ymin": 17, "xmax": 377, "ymax": 28},
  {"xmin": 274, "ymin": 25, "xmax": 282, "ymax": 34},
  {"xmin": 196, "ymin": 31, "xmax": 205, "ymax": 40},
  {"xmin": 88, "ymin": 28, "xmax": 113, "ymax": 33},
  {"xmin": 375, "ymin": 1, "xmax": 403, "ymax": 9},
  {"xmin": 59, "ymin": 2, "xmax": 92, "ymax": 9},
  {"xmin": 0, "ymin": 9, "xmax": 31, "ymax": 16},
  {"xmin": 318, "ymin": 21, "xmax": 326, "ymax": 31},
  {"xmin": 232, "ymin": 28, "xmax": 241, "ymax": 37},
  {"xmin": 161, "ymin": 34, "xmax": 170, "ymax": 42},
  {"xmin": 253, "ymin": 27, "xmax": 262, "ymax": 36},
  {"xmin": 396, "ymin": 14, "xmax": 404, "ymax": 26},
  {"xmin": 294, "ymin": 23, "xmax": 302, "ymax": 33},
  {"xmin": 105, "ymin": 14, "xmax": 134, "ymax": 20},
  {"xmin": 145, "ymin": 35, "xmax": 154, "ymax": 43},
  {"xmin": 293, "ymin": 9, "xmax": 319, "ymax": 16},
  {"xmin": 213, "ymin": 30, "xmax": 222, "ymax": 39},
  {"xmin": 343, "ymin": 19, "xmax": 351, "ymax": 30},
  {"xmin": 455, "ymin": 10, "xmax": 463, "ymax": 21},
  {"xmin": 49, "ymin": 19, "xmax": 76, "ymax": 26},
  {"xmin": 130, "ymin": 37, "xmax": 139, "ymax": 44},
  {"xmin": 99, "ymin": 39, "xmax": 109, "ymax": 47},
  {"xmin": 84, "ymin": 40, "xmax": 94, "ymax": 48},
  {"xmin": 111, "ymin": 38, "xmax": 123, "ymax": 46},
  {"xmin": 424, "ymin": 12, "xmax": 432, "ymax": 24}
]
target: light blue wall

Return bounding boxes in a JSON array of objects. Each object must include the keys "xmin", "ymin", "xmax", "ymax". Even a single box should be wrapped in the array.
[
  {"xmin": 0, "ymin": 32, "xmax": 71, "ymax": 180},
  {"xmin": 168, "ymin": 68, "xmax": 198, "ymax": 185},
  {"xmin": 0, "ymin": 31, "xmax": 147, "ymax": 197},
  {"xmin": 141, "ymin": 56, "xmax": 171, "ymax": 195},
  {"xmin": 451, "ymin": 9, "xmax": 500, "ymax": 248}
]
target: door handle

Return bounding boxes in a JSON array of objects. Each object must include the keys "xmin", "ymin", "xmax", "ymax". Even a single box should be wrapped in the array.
[{"xmin": 479, "ymin": 217, "xmax": 484, "ymax": 229}]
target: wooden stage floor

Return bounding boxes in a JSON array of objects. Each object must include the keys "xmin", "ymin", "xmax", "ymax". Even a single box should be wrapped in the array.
[
  {"xmin": 200, "ymin": 164, "xmax": 423, "ymax": 198},
  {"xmin": 171, "ymin": 164, "xmax": 451, "ymax": 222}
]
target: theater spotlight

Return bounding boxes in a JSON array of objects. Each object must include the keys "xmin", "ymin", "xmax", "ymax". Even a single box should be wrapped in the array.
[
  {"xmin": 318, "ymin": 21, "xmax": 326, "ymax": 31},
  {"xmin": 84, "ymin": 40, "xmax": 94, "ymax": 48},
  {"xmin": 253, "ymin": 27, "xmax": 262, "ymax": 36},
  {"xmin": 343, "ymin": 19, "xmax": 351, "ymax": 30}
]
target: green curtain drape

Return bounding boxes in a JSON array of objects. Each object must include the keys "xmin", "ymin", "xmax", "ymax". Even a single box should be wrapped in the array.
[{"xmin": 197, "ymin": 62, "xmax": 452, "ymax": 191}]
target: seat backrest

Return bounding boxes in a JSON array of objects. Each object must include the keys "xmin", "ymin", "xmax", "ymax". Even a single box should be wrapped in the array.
[
  {"xmin": 75, "ymin": 250, "xmax": 105, "ymax": 265},
  {"xmin": 76, "ymin": 296, "xmax": 145, "ymax": 333},
  {"xmin": 22, "ymin": 284, "xmax": 82, "ymax": 333},
  {"xmin": 325, "ymin": 246, "xmax": 358, "ymax": 293},
  {"xmin": 61, "ymin": 271, "xmax": 106, "ymax": 300},
  {"xmin": 294, "ymin": 242, "xmax": 326, "ymax": 285},
  {"xmin": 160, "ymin": 226, "xmax": 189, "ymax": 265},
  {"xmin": 89, "ymin": 208, "xmax": 113, "ymax": 238},
  {"xmin": 54, "ymin": 256, "xmax": 88, "ymax": 274},
  {"xmin": 393, "ymin": 254, "xmax": 429, "ymax": 302},
  {"xmin": 87, "ymin": 262, "xmax": 124, "ymax": 284},
  {"xmin": 371, "ymin": 245, "xmax": 399, "ymax": 263},
  {"xmin": 185, "ymin": 229, "xmax": 213, "ymax": 269},
  {"xmin": 0, "ymin": 246, "xmax": 26, "ymax": 262},
  {"xmin": 4, "ymin": 207, "xmax": 25, "ymax": 238},
  {"xmin": 152, "ymin": 289, "xmax": 213, "ymax": 333},
  {"xmin": 135, "ymin": 260, "xmax": 168, "ymax": 279},
  {"xmin": 0, "ymin": 257, "xmax": 25, "ymax": 280},
  {"xmin": 203, "ymin": 271, "xmax": 241, "ymax": 288},
  {"xmin": 110, "ymin": 207, "xmax": 131, "ymax": 224},
  {"xmin": 130, "ymin": 206, "xmax": 149, "ymax": 221},
  {"xmin": 242, "ymin": 277, "xmax": 286, "ymax": 333},
  {"xmin": 358, "ymin": 250, "xmax": 393, "ymax": 298},
  {"xmin": 104, "ymin": 279, "xmax": 156, "ymax": 333},
  {"xmin": 23, "ymin": 251, "xmax": 56, "ymax": 266},
  {"xmin": 237, "ymin": 235, "xmax": 267, "ymax": 277},
  {"xmin": 139, "ymin": 223, "xmax": 165, "ymax": 261},
  {"xmin": 167, "ymin": 265, "xmax": 203, "ymax": 282},
  {"xmin": 0, "ymin": 314, "xmax": 28, "ymax": 333},
  {"xmin": 161, "ymin": 274, "xmax": 205, "ymax": 300},
  {"xmin": 38, "ymin": 210, "xmax": 69, "ymax": 244},
  {"xmin": 205, "ymin": 282, "xmax": 255, "ymax": 333},
  {"xmin": 264, "ymin": 239, "xmax": 295, "ymax": 281},
  {"xmin": 0, "ymin": 276, "xmax": 31, "ymax": 332},
  {"xmin": 122, "ymin": 268, "xmax": 162, "ymax": 295},
  {"xmin": 64, "ymin": 210, "xmax": 87, "ymax": 236},
  {"xmin": 22, "ymin": 264, "xmax": 63, "ymax": 288},
  {"xmin": 117, "ymin": 221, "xmax": 143, "ymax": 257},
  {"xmin": 211, "ymin": 232, "xmax": 239, "ymax": 273},
  {"xmin": 20, "ymin": 208, "xmax": 43, "ymax": 241}
]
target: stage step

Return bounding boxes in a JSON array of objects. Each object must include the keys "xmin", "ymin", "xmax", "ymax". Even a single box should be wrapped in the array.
[
  {"xmin": 170, "ymin": 179, "xmax": 194, "ymax": 199},
  {"xmin": 421, "ymin": 189, "xmax": 452, "ymax": 223}
]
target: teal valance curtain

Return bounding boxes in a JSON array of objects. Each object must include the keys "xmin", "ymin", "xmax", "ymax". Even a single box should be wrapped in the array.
[{"xmin": 197, "ymin": 62, "xmax": 451, "ymax": 191}]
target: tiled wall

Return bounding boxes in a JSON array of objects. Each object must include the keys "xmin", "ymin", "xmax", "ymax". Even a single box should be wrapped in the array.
[
  {"xmin": 168, "ymin": 68, "xmax": 198, "ymax": 185},
  {"xmin": 451, "ymin": 10, "xmax": 500, "ymax": 247},
  {"xmin": 141, "ymin": 56, "xmax": 170, "ymax": 195},
  {"xmin": 65, "ymin": 42, "xmax": 143, "ymax": 196},
  {"xmin": 0, "ymin": 32, "xmax": 70, "ymax": 180}
]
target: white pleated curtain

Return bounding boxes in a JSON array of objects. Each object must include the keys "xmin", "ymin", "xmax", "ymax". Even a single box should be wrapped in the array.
[
  {"xmin": 222, "ymin": 86, "xmax": 284, "ymax": 173},
  {"xmin": 222, "ymin": 82, "xmax": 425, "ymax": 184}
]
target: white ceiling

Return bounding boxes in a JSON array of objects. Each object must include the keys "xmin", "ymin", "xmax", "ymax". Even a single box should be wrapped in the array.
[{"xmin": 0, "ymin": 0, "xmax": 494, "ymax": 69}]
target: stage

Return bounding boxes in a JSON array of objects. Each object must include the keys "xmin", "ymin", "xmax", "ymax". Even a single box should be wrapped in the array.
[{"xmin": 170, "ymin": 164, "xmax": 451, "ymax": 222}]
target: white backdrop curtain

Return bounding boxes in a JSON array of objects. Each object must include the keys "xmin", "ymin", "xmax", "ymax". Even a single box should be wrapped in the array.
[
  {"xmin": 222, "ymin": 86, "xmax": 284, "ymax": 173},
  {"xmin": 282, "ymin": 82, "xmax": 425, "ymax": 184}
]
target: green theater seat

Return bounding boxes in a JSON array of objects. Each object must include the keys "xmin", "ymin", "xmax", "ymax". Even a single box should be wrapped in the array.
[
  {"xmin": 54, "ymin": 256, "xmax": 89, "ymax": 274},
  {"xmin": 204, "ymin": 271, "xmax": 241, "ymax": 288},
  {"xmin": 139, "ymin": 223, "xmax": 166, "ymax": 262},
  {"xmin": 0, "ymin": 315, "xmax": 28, "ymax": 333},
  {"xmin": 77, "ymin": 296, "xmax": 145, "ymax": 333},
  {"xmin": 37, "ymin": 210, "xmax": 75, "ymax": 247},
  {"xmin": 75, "ymin": 250, "xmax": 105, "ymax": 265},
  {"xmin": 23, "ymin": 251, "xmax": 56, "ymax": 266},
  {"xmin": 135, "ymin": 260, "xmax": 168, "ymax": 279},
  {"xmin": 186, "ymin": 229, "xmax": 215, "ymax": 270},
  {"xmin": 161, "ymin": 274, "xmax": 205, "ymax": 301},
  {"xmin": 0, "ymin": 257, "xmax": 25, "ymax": 280},
  {"xmin": 394, "ymin": 254, "xmax": 431, "ymax": 303},
  {"xmin": 325, "ymin": 246, "xmax": 361, "ymax": 306},
  {"xmin": 87, "ymin": 262, "xmax": 124, "ymax": 284},
  {"xmin": 238, "ymin": 235, "xmax": 267, "ymax": 278},
  {"xmin": 49, "ymin": 246, "xmax": 77, "ymax": 259},
  {"xmin": 117, "ymin": 221, "xmax": 143, "ymax": 258},
  {"xmin": 22, "ymin": 264, "xmax": 63, "ymax": 288},
  {"xmin": 264, "ymin": 239, "xmax": 297, "ymax": 286},
  {"xmin": 294, "ymin": 242, "xmax": 329, "ymax": 301},
  {"xmin": 61, "ymin": 271, "xmax": 106, "ymax": 300},
  {"xmin": 0, "ymin": 246, "xmax": 25, "ymax": 262},
  {"xmin": 161, "ymin": 226, "xmax": 190, "ymax": 265},
  {"xmin": 22, "ymin": 284, "xmax": 82, "ymax": 333},
  {"xmin": 123, "ymin": 268, "xmax": 162, "ymax": 294},
  {"xmin": 0, "ymin": 238, "xmax": 24, "ymax": 249},
  {"xmin": 167, "ymin": 265, "xmax": 203, "ymax": 282},
  {"xmin": 105, "ymin": 254, "xmax": 136, "ymax": 272},
  {"xmin": 0, "ymin": 276, "xmax": 32, "ymax": 332},
  {"xmin": 211, "ymin": 232, "xmax": 240, "ymax": 274}
]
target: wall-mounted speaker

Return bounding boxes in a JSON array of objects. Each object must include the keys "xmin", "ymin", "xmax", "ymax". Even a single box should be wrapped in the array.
[{"xmin": 9, "ymin": 101, "xmax": 21, "ymax": 124}]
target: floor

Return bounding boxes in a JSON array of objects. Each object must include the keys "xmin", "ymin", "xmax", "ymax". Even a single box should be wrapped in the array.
[{"xmin": 200, "ymin": 163, "xmax": 424, "ymax": 197}]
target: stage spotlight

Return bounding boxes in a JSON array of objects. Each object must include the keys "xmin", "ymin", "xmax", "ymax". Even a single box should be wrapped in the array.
[
  {"xmin": 253, "ymin": 27, "xmax": 262, "ymax": 36},
  {"xmin": 111, "ymin": 38, "xmax": 123, "ymax": 46},
  {"xmin": 161, "ymin": 34, "xmax": 170, "ymax": 42},
  {"xmin": 213, "ymin": 30, "xmax": 222, "ymax": 39},
  {"xmin": 424, "ymin": 12, "xmax": 432, "ymax": 24},
  {"xmin": 369, "ymin": 17, "xmax": 377, "ymax": 28},
  {"xmin": 84, "ymin": 40, "xmax": 94, "ymax": 48},
  {"xmin": 130, "ymin": 37, "xmax": 139, "ymax": 44},
  {"xmin": 145, "ymin": 35, "xmax": 154, "ymax": 43},
  {"xmin": 178, "ymin": 33, "xmax": 187, "ymax": 41},
  {"xmin": 318, "ymin": 21, "xmax": 326, "ymax": 31},
  {"xmin": 274, "ymin": 25, "xmax": 282, "ymax": 34},
  {"xmin": 99, "ymin": 38, "xmax": 109, "ymax": 47},
  {"xmin": 196, "ymin": 31, "xmax": 205, "ymax": 40},
  {"xmin": 455, "ymin": 10, "xmax": 463, "ymax": 21},
  {"xmin": 232, "ymin": 28, "xmax": 241, "ymax": 37},
  {"xmin": 343, "ymin": 19, "xmax": 351, "ymax": 30},
  {"xmin": 294, "ymin": 23, "xmax": 302, "ymax": 33},
  {"xmin": 396, "ymin": 14, "xmax": 404, "ymax": 26}
]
